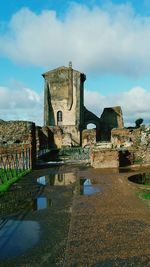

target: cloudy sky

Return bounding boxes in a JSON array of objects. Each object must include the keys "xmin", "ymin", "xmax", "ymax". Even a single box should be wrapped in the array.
[{"xmin": 1, "ymin": 0, "xmax": 150, "ymax": 126}]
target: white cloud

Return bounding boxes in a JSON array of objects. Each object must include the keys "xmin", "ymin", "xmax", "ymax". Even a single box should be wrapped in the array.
[
  {"xmin": 84, "ymin": 86, "xmax": 150, "ymax": 126},
  {"xmin": 1, "ymin": 84, "xmax": 149, "ymax": 127},
  {"xmin": 0, "ymin": 85, "xmax": 43, "ymax": 125},
  {"xmin": 1, "ymin": 3, "xmax": 150, "ymax": 76}
]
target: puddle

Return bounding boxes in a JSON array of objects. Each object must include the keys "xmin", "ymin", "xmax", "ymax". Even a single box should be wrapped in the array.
[
  {"xmin": 0, "ymin": 219, "xmax": 40, "ymax": 259},
  {"xmin": 33, "ymin": 196, "xmax": 52, "ymax": 210},
  {"xmin": 0, "ymin": 169, "xmax": 79, "ymax": 264},
  {"xmin": 37, "ymin": 173, "xmax": 76, "ymax": 186},
  {"xmin": 0, "ymin": 194, "xmax": 52, "ymax": 216},
  {"xmin": 37, "ymin": 176, "xmax": 47, "ymax": 185},
  {"xmin": 80, "ymin": 179, "xmax": 102, "ymax": 195},
  {"xmin": 128, "ymin": 172, "xmax": 150, "ymax": 185}
]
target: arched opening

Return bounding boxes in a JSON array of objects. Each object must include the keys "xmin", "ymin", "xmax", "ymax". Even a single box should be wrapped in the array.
[
  {"xmin": 84, "ymin": 121, "xmax": 101, "ymax": 142},
  {"xmin": 58, "ymin": 174, "xmax": 64, "ymax": 182},
  {"xmin": 57, "ymin": 110, "xmax": 63, "ymax": 125},
  {"xmin": 86, "ymin": 123, "xmax": 96, "ymax": 130}
]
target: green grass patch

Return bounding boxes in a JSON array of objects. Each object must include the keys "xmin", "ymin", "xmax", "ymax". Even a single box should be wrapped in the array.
[
  {"xmin": 136, "ymin": 191, "xmax": 150, "ymax": 200},
  {"xmin": 0, "ymin": 169, "xmax": 31, "ymax": 193},
  {"xmin": 144, "ymin": 183, "xmax": 150, "ymax": 187}
]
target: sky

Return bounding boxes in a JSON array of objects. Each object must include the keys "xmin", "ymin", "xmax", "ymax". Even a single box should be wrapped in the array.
[{"xmin": 1, "ymin": 0, "xmax": 150, "ymax": 126}]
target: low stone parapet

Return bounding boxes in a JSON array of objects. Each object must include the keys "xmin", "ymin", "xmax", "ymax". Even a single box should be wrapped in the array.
[{"xmin": 91, "ymin": 148, "xmax": 119, "ymax": 168}]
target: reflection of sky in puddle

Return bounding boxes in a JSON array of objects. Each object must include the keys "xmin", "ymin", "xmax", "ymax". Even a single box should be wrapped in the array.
[
  {"xmin": 35, "ymin": 196, "xmax": 52, "ymax": 210},
  {"xmin": 0, "ymin": 219, "xmax": 40, "ymax": 259},
  {"xmin": 37, "ymin": 176, "xmax": 47, "ymax": 185},
  {"xmin": 81, "ymin": 179, "xmax": 101, "ymax": 196}
]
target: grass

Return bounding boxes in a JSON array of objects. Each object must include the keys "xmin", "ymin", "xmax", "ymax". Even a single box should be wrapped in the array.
[
  {"xmin": 136, "ymin": 191, "xmax": 150, "ymax": 200},
  {"xmin": 144, "ymin": 182, "xmax": 150, "ymax": 187},
  {"xmin": 0, "ymin": 169, "xmax": 31, "ymax": 193}
]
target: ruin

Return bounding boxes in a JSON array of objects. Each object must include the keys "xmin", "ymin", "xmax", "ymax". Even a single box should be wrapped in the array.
[
  {"xmin": 0, "ymin": 120, "xmax": 36, "ymax": 167},
  {"xmin": 1, "ymin": 63, "xmax": 150, "ymax": 169},
  {"xmin": 42, "ymin": 63, "xmax": 123, "ymax": 148}
]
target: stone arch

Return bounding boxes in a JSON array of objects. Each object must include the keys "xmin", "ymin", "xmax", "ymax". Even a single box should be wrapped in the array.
[
  {"xmin": 83, "ymin": 107, "xmax": 101, "ymax": 141},
  {"xmin": 86, "ymin": 123, "xmax": 97, "ymax": 129}
]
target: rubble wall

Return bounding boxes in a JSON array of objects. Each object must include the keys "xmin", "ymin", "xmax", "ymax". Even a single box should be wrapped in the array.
[
  {"xmin": 0, "ymin": 120, "xmax": 36, "ymax": 167},
  {"xmin": 91, "ymin": 149, "xmax": 119, "ymax": 168},
  {"xmin": 111, "ymin": 126, "xmax": 150, "ymax": 164}
]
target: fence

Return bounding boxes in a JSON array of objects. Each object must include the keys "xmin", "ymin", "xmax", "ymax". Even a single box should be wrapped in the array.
[{"xmin": 0, "ymin": 144, "xmax": 32, "ymax": 184}]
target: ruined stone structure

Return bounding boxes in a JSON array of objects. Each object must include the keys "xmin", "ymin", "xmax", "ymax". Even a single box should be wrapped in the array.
[
  {"xmin": 1, "ymin": 65, "xmax": 150, "ymax": 170},
  {"xmin": 91, "ymin": 148, "xmax": 119, "ymax": 168},
  {"xmin": 0, "ymin": 120, "xmax": 35, "ymax": 146},
  {"xmin": 0, "ymin": 120, "xmax": 36, "ymax": 167},
  {"xmin": 43, "ymin": 63, "xmax": 86, "ymax": 146},
  {"xmin": 111, "ymin": 126, "xmax": 150, "ymax": 165},
  {"xmin": 82, "ymin": 129, "xmax": 96, "ymax": 147},
  {"xmin": 100, "ymin": 106, "xmax": 124, "ymax": 141},
  {"xmin": 43, "ymin": 64, "xmax": 123, "ymax": 148}
]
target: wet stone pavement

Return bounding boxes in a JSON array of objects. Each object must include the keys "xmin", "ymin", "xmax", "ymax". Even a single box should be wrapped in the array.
[
  {"xmin": 0, "ymin": 165, "xmax": 76, "ymax": 267},
  {"xmin": 0, "ymin": 165, "xmax": 150, "ymax": 266},
  {"xmin": 64, "ymin": 167, "xmax": 150, "ymax": 267}
]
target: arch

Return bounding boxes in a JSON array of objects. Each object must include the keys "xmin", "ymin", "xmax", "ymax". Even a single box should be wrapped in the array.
[
  {"xmin": 57, "ymin": 110, "xmax": 63, "ymax": 125},
  {"xmin": 86, "ymin": 123, "xmax": 96, "ymax": 129},
  {"xmin": 84, "ymin": 121, "xmax": 100, "ymax": 141},
  {"xmin": 83, "ymin": 106, "xmax": 101, "ymax": 141}
]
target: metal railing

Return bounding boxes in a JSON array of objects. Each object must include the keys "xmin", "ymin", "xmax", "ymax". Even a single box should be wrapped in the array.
[{"xmin": 0, "ymin": 144, "xmax": 32, "ymax": 183}]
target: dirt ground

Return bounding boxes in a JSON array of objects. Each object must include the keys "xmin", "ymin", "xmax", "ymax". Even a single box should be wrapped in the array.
[{"xmin": 0, "ymin": 165, "xmax": 150, "ymax": 267}]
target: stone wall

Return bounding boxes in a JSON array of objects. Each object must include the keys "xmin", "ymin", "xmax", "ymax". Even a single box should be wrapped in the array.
[
  {"xmin": 58, "ymin": 147, "xmax": 90, "ymax": 161},
  {"xmin": 0, "ymin": 120, "xmax": 35, "ymax": 145},
  {"xmin": 111, "ymin": 126, "xmax": 150, "ymax": 164},
  {"xmin": 0, "ymin": 120, "xmax": 36, "ymax": 167},
  {"xmin": 131, "ymin": 126, "xmax": 150, "ymax": 164},
  {"xmin": 100, "ymin": 106, "xmax": 124, "ymax": 141},
  {"xmin": 36, "ymin": 126, "xmax": 52, "ymax": 155},
  {"xmin": 82, "ymin": 129, "xmax": 96, "ymax": 147},
  {"xmin": 36, "ymin": 126, "xmax": 73, "ymax": 151},
  {"xmin": 91, "ymin": 148, "xmax": 119, "ymax": 168},
  {"xmin": 111, "ymin": 128, "xmax": 133, "ymax": 148}
]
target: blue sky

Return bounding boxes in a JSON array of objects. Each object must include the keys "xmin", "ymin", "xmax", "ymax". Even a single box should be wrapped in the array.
[{"xmin": 1, "ymin": 0, "xmax": 150, "ymax": 126}]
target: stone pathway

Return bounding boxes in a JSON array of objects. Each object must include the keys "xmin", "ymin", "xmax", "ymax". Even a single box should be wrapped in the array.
[{"xmin": 64, "ymin": 168, "xmax": 150, "ymax": 267}]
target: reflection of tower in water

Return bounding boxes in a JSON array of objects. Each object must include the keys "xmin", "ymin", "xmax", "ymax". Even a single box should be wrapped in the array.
[{"xmin": 44, "ymin": 173, "xmax": 76, "ymax": 186}]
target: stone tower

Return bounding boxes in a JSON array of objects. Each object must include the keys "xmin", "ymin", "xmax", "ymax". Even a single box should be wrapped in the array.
[{"xmin": 42, "ymin": 63, "xmax": 86, "ymax": 145}]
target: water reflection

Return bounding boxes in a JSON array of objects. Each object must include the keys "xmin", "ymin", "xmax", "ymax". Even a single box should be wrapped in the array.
[
  {"xmin": 37, "ymin": 173, "xmax": 76, "ymax": 186},
  {"xmin": 0, "ymin": 219, "xmax": 40, "ymax": 259},
  {"xmin": 0, "ymin": 193, "xmax": 51, "ymax": 216},
  {"xmin": 37, "ymin": 176, "xmax": 47, "ymax": 185},
  {"xmin": 80, "ymin": 178, "xmax": 102, "ymax": 195},
  {"xmin": 129, "ymin": 172, "xmax": 150, "ymax": 185},
  {"xmin": 33, "ymin": 196, "xmax": 52, "ymax": 210}
]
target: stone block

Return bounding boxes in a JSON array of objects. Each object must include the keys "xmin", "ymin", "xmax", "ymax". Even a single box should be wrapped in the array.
[
  {"xmin": 111, "ymin": 128, "xmax": 132, "ymax": 148},
  {"xmin": 91, "ymin": 149, "xmax": 119, "ymax": 168},
  {"xmin": 82, "ymin": 129, "xmax": 96, "ymax": 147},
  {"xmin": 62, "ymin": 133, "xmax": 72, "ymax": 147}
]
